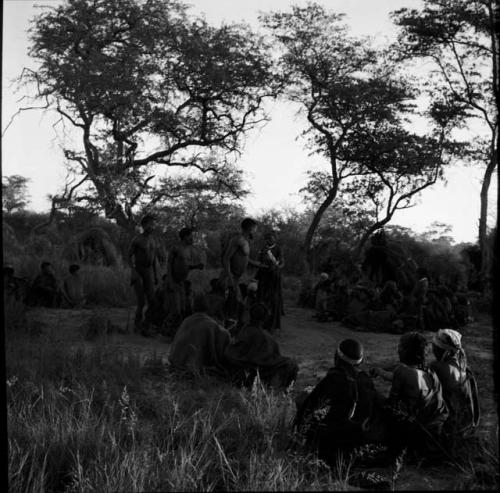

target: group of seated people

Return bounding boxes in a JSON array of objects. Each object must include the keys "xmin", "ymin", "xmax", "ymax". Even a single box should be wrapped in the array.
[
  {"xmin": 313, "ymin": 268, "xmax": 472, "ymax": 334},
  {"xmin": 167, "ymin": 285, "xmax": 480, "ymax": 474},
  {"xmin": 294, "ymin": 328, "xmax": 479, "ymax": 472},
  {"xmin": 4, "ymin": 262, "xmax": 86, "ymax": 309}
]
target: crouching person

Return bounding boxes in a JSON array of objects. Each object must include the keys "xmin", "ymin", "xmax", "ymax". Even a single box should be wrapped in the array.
[
  {"xmin": 294, "ymin": 339, "xmax": 382, "ymax": 466},
  {"xmin": 224, "ymin": 303, "xmax": 298, "ymax": 389},
  {"xmin": 168, "ymin": 294, "xmax": 231, "ymax": 377},
  {"xmin": 430, "ymin": 329, "xmax": 480, "ymax": 442}
]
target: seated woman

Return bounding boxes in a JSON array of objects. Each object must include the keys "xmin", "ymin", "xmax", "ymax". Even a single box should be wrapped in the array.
[
  {"xmin": 168, "ymin": 294, "xmax": 231, "ymax": 377},
  {"xmin": 430, "ymin": 329, "xmax": 480, "ymax": 440},
  {"xmin": 224, "ymin": 303, "xmax": 298, "ymax": 389},
  {"xmin": 26, "ymin": 261, "xmax": 60, "ymax": 308},
  {"xmin": 372, "ymin": 332, "xmax": 449, "ymax": 462},
  {"xmin": 294, "ymin": 339, "xmax": 383, "ymax": 466},
  {"xmin": 62, "ymin": 264, "xmax": 86, "ymax": 308}
]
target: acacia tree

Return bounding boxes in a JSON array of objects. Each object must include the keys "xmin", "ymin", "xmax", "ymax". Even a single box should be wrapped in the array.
[
  {"xmin": 392, "ymin": 0, "xmax": 499, "ymax": 289},
  {"xmin": 2, "ymin": 175, "xmax": 31, "ymax": 213},
  {"xmin": 19, "ymin": 0, "xmax": 275, "ymax": 231},
  {"xmin": 262, "ymin": 4, "xmax": 451, "ymax": 271},
  {"xmin": 146, "ymin": 163, "xmax": 248, "ymax": 232}
]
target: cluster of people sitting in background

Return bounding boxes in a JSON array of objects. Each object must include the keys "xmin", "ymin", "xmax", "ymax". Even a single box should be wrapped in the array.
[
  {"xmin": 4, "ymin": 262, "xmax": 86, "ymax": 309},
  {"xmin": 295, "ymin": 329, "xmax": 479, "ymax": 484},
  {"xmin": 313, "ymin": 232, "xmax": 472, "ymax": 334}
]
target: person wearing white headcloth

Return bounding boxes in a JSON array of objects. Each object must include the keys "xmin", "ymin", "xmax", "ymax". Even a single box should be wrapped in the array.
[{"xmin": 430, "ymin": 329, "xmax": 480, "ymax": 438}]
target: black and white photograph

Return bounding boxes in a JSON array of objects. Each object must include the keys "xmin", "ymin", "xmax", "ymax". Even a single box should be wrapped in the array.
[{"xmin": 2, "ymin": 0, "xmax": 499, "ymax": 490}]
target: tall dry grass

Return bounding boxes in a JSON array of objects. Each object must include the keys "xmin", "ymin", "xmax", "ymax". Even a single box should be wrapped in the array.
[{"xmin": 6, "ymin": 332, "xmax": 349, "ymax": 492}]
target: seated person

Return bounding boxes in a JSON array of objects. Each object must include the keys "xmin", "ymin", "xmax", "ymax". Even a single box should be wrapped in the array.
[
  {"xmin": 423, "ymin": 289, "xmax": 453, "ymax": 332},
  {"xmin": 294, "ymin": 339, "xmax": 383, "ymax": 466},
  {"xmin": 4, "ymin": 266, "xmax": 28, "ymax": 303},
  {"xmin": 26, "ymin": 261, "xmax": 60, "ymax": 308},
  {"xmin": 378, "ymin": 280, "xmax": 403, "ymax": 313},
  {"xmin": 224, "ymin": 303, "xmax": 298, "ymax": 389},
  {"xmin": 372, "ymin": 332, "xmax": 449, "ymax": 462},
  {"xmin": 168, "ymin": 294, "xmax": 231, "ymax": 376},
  {"xmin": 62, "ymin": 264, "xmax": 86, "ymax": 308},
  {"xmin": 430, "ymin": 329, "xmax": 480, "ymax": 440},
  {"xmin": 453, "ymin": 293, "xmax": 472, "ymax": 326},
  {"xmin": 342, "ymin": 308, "xmax": 403, "ymax": 334},
  {"xmin": 205, "ymin": 278, "xmax": 227, "ymax": 325},
  {"xmin": 237, "ymin": 280, "xmax": 259, "ymax": 331},
  {"xmin": 346, "ymin": 282, "xmax": 374, "ymax": 315}
]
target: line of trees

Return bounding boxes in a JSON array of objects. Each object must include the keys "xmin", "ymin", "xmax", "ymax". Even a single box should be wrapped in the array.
[{"xmin": 6, "ymin": 0, "xmax": 499, "ymax": 288}]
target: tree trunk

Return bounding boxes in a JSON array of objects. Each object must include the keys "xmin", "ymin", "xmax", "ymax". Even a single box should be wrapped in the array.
[
  {"xmin": 354, "ymin": 216, "xmax": 392, "ymax": 261},
  {"xmin": 478, "ymin": 135, "xmax": 497, "ymax": 291},
  {"xmin": 303, "ymin": 187, "xmax": 338, "ymax": 273}
]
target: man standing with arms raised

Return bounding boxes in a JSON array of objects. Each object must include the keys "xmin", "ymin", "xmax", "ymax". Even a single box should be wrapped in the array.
[
  {"xmin": 128, "ymin": 214, "xmax": 160, "ymax": 335},
  {"xmin": 221, "ymin": 218, "xmax": 267, "ymax": 328}
]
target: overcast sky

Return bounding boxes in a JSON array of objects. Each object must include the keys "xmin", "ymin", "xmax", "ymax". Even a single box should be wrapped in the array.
[{"xmin": 2, "ymin": 0, "xmax": 497, "ymax": 243}]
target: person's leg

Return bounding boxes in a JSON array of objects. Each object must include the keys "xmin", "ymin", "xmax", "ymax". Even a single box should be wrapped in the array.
[
  {"xmin": 225, "ymin": 280, "xmax": 241, "ymax": 324},
  {"xmin": 141, "ymin": 269, "xmax": 155, "ymax": 333},
  {"xmin": 132, "ymin": 276, "xmax": 145, "ymax": 332}
]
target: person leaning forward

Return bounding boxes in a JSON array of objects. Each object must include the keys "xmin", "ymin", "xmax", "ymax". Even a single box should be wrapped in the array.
[{"xmin": 128, "ymin": 214, "xmax": 160, "ymax": 335}]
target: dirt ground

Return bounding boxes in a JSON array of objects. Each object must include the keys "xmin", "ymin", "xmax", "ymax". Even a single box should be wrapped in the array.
[{"xmin": 23, "ymin": 301, "xmax": 497, "ymax": 491}]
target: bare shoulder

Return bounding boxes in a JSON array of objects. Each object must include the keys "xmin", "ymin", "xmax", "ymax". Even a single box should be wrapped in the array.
[
  {"xmin": 129, "ymin": 234, "xmax": 141, "ymax": 248},
  {"xmin": 228, "ymin": 233, "xmax": 245, "ymax": 248}
]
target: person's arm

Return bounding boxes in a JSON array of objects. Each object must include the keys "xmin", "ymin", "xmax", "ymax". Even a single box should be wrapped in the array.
[
  {"xmin": 248, "ymin": 257, "xmax": 266, "ymax": 268},
  {"xmin": 278, "ymin": 248, "xmax": 285, "ymax": 270},
  {"xmin": 388, "ymin": 366, "xmax": 403, "ymax": 402},
  {"xmin": 128, "ymin": 237, "xmax": 137, "ymax": 269},
  {"xmin": 152, "ymin": 239, "xmax": 160, "ymax": 284},
  {"xmin": 222, "ymin": 236, "xmax": 239, "ymax": 286},
  {"xmin": 370, "ymin": 367, "xmax": 393, "ymax": 382},
  {"xmin": 153, "ymin": 254, "xmax": 159, "ymax": 285},
  {"xmin": 166, "ymin": 246, "xmax": 177, "ymax": 282}
]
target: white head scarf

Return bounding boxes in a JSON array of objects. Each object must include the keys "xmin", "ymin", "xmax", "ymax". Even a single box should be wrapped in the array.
[{"xmin": 432, "ymin": 328, "xmax": 466, "ymax": 369}]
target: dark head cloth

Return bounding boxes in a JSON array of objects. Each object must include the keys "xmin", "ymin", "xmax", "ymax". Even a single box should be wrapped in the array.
[{"xmin": 337, "ymin": 338, "xmax": 364, "ymax": 365}]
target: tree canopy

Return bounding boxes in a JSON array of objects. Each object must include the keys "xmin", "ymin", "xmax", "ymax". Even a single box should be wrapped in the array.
[
  {"xmin": 2, "ymin": 175, "xmax": 31, "ymax": 213},
  {"xmin": 261, "ymin": 3, "xmax": 457, "ymax": 267},
  {"xmin": 25, "ymin": 0, "xmax": 276, "ymax": 229},
  {"xmin": 392, "ymin": 0, "xmax": 499, "ymax": 288}
]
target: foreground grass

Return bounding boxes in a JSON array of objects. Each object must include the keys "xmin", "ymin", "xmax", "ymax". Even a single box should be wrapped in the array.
[
  {"xmin": 6, "ymin": 313, "xmax": 498, "ymax": 492},
  {"xmin": 6, "ymin": 332, "xmax": 349, "ymax": 492}
]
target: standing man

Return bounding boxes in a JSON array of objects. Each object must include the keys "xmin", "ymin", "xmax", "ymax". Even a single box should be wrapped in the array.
[
  {"xmin": 221, "ymin": 218, "xmax": 267, "ymax": 327},
  {"xmin": 128, "ymin": 214, "xmax": 159, "ymax": 335},
  {"xmin": 165, "ymin": 227, "xmax": 204, "ymax": 335}
]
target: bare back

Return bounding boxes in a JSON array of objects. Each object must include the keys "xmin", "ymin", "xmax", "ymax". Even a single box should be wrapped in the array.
[
  {"xmin": 130, "ymin": 233, "xmax": 156, "ymax": 270},
  {"xmin": 225, "ymin": 234, "xmax": 250, "ymax": 279}
]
